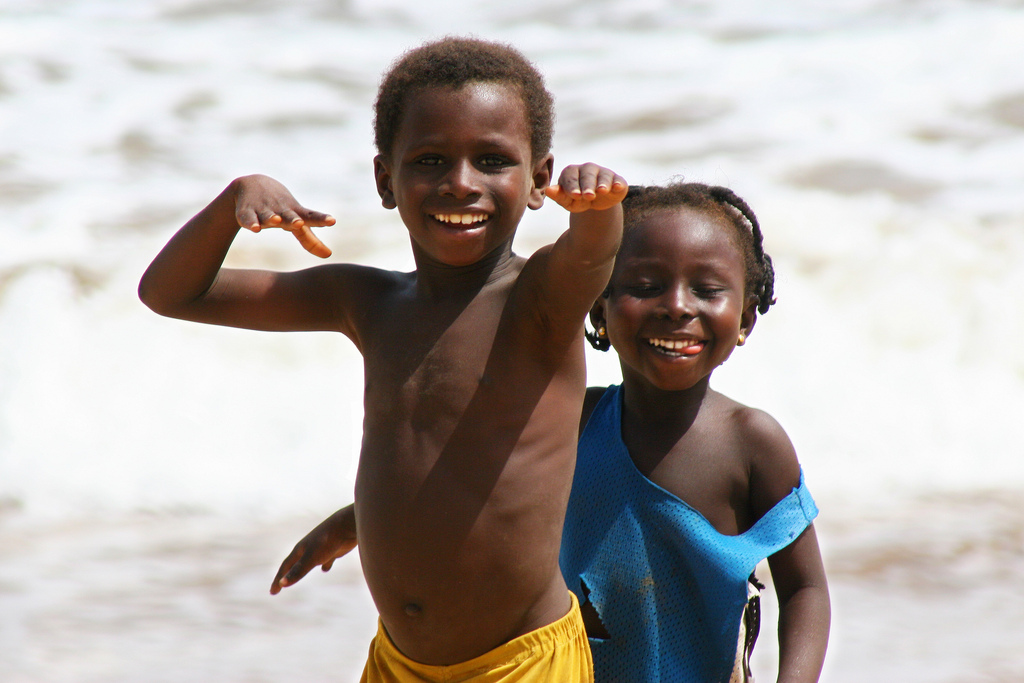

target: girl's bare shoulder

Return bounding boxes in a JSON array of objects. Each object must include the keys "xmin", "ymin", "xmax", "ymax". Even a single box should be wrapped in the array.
[{"xmin": 707, "ymin": 392, "xmax": 802, "ymax": 519}]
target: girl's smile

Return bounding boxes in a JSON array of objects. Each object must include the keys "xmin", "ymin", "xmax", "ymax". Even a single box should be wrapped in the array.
[
  {"xmin": 647, "ymin": 336, "xmax": 705, "ymax": 356},
  {"xmin": 596, "ymin": 206, "xmax": 757, "ymax": 392}
]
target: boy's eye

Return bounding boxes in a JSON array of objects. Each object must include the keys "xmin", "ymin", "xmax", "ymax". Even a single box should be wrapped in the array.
[
  {"xmin": 415, "ymin": 155, "xmax": 444, "ymax": 166},
  {"xmin": 479, "ymin": 155, "xmax": 511, "ymax": 168}
]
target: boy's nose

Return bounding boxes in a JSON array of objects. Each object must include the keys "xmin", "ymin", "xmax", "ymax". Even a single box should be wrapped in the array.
[{"xmin": 439, "ymin": 160, "xmax": 480, "ymax": 198}]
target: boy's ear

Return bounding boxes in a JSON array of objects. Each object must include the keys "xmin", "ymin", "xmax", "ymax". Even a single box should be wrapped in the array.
[
  {"xmin": 373, "ymin": 154, "xmax": 397, "ymax": 210},
  {"xmin": 527, "ymin": 153, "xmax": 554, "ymax": 210}
]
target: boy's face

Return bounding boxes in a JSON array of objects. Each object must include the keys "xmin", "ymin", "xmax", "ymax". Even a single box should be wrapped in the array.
[
  {"xmin": 593, "ymin": 207, "xmax": 757, "ymax": 392},
  {"xmin": 374, "ymin": 82, "xmax": 553, "ymax": 268}
]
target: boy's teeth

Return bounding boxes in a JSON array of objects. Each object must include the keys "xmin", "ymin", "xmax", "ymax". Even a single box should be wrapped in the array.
[{"xmin": 434, "ymin": 213, "xmax": 487, "ymax": 225}]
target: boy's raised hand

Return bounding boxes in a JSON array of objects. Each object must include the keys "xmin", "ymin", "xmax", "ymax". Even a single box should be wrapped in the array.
[
  {"xmin": 544, "ymin": 163, "xmax": 627, "ymax": 213},
  {"xmin": 270, "ymin": 505, "xmax": 358, "ymax": 595},
  {"xmin": 233, "ymin": 174, "xmax": 337, "ymax": 259}
]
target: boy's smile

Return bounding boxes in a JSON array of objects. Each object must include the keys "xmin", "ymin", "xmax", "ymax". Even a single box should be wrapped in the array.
[
  {"xmin": 597, "ymin": 207, "xmax": 756, "ymax": 392},
  {"xmin": 374, "ymin": 82, "xmax": 552, "ymax": 269}
]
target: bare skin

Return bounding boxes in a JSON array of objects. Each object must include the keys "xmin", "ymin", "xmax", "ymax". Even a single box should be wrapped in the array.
[
  {"xmin": 139, "ymin": 82, "xmax": 626, "ymax": 665},
  {"xmin": 582, "ymin": 206, "xmax": 830, "ymax": 682},
  {"xmin": 274, "ymin": 208, "xmax": 830, "ymax": 682}
]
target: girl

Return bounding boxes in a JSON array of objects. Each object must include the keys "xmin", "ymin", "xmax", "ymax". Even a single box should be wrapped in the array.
[
  {"xmin": 561, "ymin": 182, "xmax": 829, "ymax": 682},
  {"xmin": 271, "ymin": 182, "xmax": 830, "ymax": 683}
]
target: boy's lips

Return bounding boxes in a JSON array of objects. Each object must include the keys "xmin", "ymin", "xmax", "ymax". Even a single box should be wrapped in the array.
[
  {"xmin": 647, "ymin": 337, "xmax": 705, "ymax": 356},
  {"xmin": 431, "ymin": 212, "xmax": 490, "ymax": 226}
]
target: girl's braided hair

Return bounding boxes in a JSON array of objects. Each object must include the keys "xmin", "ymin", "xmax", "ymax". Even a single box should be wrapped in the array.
[
  {"xmin": 585, "ymin": 182, "xmax": 776, "ymax": 351},
  {"xmin": 622, "ymin": 182, "xmax": 775, "ymax": 314}
]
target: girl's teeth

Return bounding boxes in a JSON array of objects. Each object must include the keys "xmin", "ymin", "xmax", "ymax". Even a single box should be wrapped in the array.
[{"xmin": 649, "ymin": 338, "xmax": 702, "ymax": 353}]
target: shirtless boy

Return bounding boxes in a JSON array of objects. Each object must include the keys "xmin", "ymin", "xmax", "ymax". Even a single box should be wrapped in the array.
[{"xmin": 139, "ymin": 38, "xmax": 625, "ymax": 680}]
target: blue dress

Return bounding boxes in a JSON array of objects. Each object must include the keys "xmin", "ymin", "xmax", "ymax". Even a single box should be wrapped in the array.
[{"xmin": 559, "ymin": 385, "xmax": 818, "ymax": 683}]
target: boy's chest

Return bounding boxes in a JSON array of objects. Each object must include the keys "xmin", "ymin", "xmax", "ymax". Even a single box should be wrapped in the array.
[{"xmin": 358, "ymin": 288, "xmax": 533, "ymax": 427}]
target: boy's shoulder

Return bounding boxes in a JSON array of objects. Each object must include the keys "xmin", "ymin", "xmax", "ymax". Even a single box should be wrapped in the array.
[{"xmin": 313, "ymin": 262, "xmax": 412, "ymax": 296}]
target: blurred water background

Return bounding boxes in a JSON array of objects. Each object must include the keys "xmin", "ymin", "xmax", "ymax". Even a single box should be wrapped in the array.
[{"xmin": 1, "ymin": 1, "xmax": 1023, "ymax": 681}]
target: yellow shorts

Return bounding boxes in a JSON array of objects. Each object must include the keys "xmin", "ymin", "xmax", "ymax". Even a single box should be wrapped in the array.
[{"xmin": 360, "ymin": 592, "xmax": 593, "ymax": 683}]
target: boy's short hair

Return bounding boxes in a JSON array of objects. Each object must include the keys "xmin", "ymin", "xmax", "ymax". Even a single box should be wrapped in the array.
[{"xmin": 374, "ymin": 37, "xmax": 554, "ymax": 162}]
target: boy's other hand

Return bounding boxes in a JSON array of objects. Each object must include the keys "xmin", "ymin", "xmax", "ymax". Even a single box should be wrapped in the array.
[
  {"xmin": 270, "ymin": 507, "xmax": 358, "ymax": 595},
  {"xmin": 545, "ymin": 163, "xmax": 627, "ymax": 213},
  {"xmin": 232, "ymin": 174, "xmax": 337, "ymax": 259}
]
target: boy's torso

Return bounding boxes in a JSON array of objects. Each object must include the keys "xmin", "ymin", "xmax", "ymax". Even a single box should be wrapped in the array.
[{"xmin": 350, "ymin": 258, "xmax": 585, "ymax": 665}]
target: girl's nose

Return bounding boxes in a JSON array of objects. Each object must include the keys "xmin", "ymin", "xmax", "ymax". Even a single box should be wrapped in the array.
[
  {"xmin": 657, "ymin": 284, "xmax": 696, "ymax": 320},
  {"xmin": 439, "ymin": 160, "xmax": 480, "ymax": 199}
]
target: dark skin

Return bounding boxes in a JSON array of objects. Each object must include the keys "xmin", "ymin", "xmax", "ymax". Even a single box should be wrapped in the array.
[
  {"xmin": 274, "ymin": 207, "xmax": 830, "ymax": 682},
  {"xmin": 139, "ymin": 81, "xmax": 626, "ymax": 665},
  {"xmin": 587, "ymin": 206, "xmax": 830, "ymax": 682}
]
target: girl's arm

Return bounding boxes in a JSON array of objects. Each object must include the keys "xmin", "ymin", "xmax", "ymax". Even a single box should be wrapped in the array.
[
  {"xmin": 766, "ymin": 525, "xmax": 831, "ymax": 683},
  {"xmin": 741, "ymin": 408, "xmax": 831, "ymax": 683}
]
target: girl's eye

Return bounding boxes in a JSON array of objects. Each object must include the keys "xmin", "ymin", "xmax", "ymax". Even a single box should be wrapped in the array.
[
  {"xmin": 626, "ymin": 283, "xmax": 660, "ymax": 297},
  {"xmin": 693, "ymin": 287, "xmax": 724, "ymax": 299}
]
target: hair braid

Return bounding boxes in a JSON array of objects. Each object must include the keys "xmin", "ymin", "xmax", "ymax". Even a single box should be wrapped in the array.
[
  {"xmin": 620, "ymin": 182, "xmax": 777, "ymax": 315},
  {"xmin": 707, "ymin": 186, "xmax": 776, "ymax": 314}
]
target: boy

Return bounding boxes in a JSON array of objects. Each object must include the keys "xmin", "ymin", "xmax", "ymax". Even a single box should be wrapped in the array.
[{"xmin": 139, "ymin": 37, "xmax": 626, "ymax": 680}]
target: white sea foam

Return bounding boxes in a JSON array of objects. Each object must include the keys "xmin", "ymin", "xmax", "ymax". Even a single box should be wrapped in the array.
[
  {"xmin": 1, "ymin": 2, "xmax": 1023, "ymax": 678},
  {"xmin": 5, "ymin": 0, "xmax": 1022, "ymax": 516}
]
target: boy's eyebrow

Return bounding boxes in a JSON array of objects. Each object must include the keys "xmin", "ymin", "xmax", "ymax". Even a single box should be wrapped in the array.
[{"xmin": 403, "ymin": 138, "xmax": 528, "ymax": 160}]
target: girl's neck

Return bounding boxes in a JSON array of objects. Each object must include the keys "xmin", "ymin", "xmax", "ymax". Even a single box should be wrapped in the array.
[{"xmin": 619, "ymin": 374, "xmax": 713, "ymax": 456}]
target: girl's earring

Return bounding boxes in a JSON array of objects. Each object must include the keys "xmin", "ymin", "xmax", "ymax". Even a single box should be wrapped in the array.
[
  {"xmin": 586, "ymin": 323, "xmax": 611, "ymax": 352},
  {"xmin": 736, "ymin": 332, "xmax": 746, "ymax": 347}
]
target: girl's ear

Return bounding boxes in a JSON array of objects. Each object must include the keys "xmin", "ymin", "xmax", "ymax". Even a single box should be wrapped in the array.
[
  {"xmin": 528, "ymin": 153, "xmax": 555, "ymax": 210},
  {"xmin": 587, "ymin": 300, "xmax": 611, "ymax": 352},
  {"xmin": 373, "ymin": 154, "xmax": 397, "ymax": 210},
  {"xmin": 739, "ymin": 297, "xmax": 758, "ymax": 344}
]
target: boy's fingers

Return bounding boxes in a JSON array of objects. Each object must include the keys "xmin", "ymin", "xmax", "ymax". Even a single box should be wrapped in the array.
[
  {"xmin": 278, "ymin": 209, "xmax": 304, "ymax": 228},
  {"xmin": 322, "ymin": 559, "xmax": 335, "ymax": 572},
  {"xmin": 577, "ymin": 165, "xmax": 600, "ymax": 198},
  {"xmin": 544, "ymin": 186, "xmax": 575, "ymax": 210},
  {"xmin": 302, "ymin": 211, "xmax": 336, "ymax": 228},
  {"xmin": 557, "ymin": 170, "xmax": 582, "ymax": 197},
  {"xmin": 594, "ymin": 168, "xmax": 618, "ymax": 193},
  {"xmin": 257, "ymin": 210, "xmax": 283, "ymax": 228},
  {"xmin": 288, "ymin": 224, "xmax": 333, "ymax": 258},
  {"xmin": 237, "ymin": 208, "xmax": 261, "ymax": 232}
]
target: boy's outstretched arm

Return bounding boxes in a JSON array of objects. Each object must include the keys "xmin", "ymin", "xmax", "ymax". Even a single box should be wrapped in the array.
[
  {"xmin": 767, "ymin": 526, "xmax": 831, "ymax": 683},
  {"xmin": 138, "ymin": 175, "xmax": 339, "ymax": 331},
  {"xmin": 532, "ymin": 163, "xmax": 627, "ymax": 330},
  {"xmin": 271, "ymin": 504, "xmax": 357, "ymax": 595}
]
